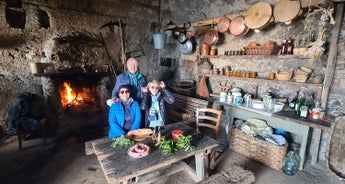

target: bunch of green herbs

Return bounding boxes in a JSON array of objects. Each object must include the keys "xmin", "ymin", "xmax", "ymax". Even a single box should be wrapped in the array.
[
  {"xmin": 155, "ymin": 135, "xmax": 193, "ymax": 155},
  {"xmin": 110, "ymin": 135, "xmax": 134, "ymax": 148}
]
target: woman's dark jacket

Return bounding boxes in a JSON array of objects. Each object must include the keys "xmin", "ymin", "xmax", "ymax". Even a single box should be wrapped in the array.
[{"xmin": 141, "ymin": 88, "xmax": 175, "ymax": 128}]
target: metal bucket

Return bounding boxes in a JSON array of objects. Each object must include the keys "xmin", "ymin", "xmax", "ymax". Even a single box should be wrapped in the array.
[{"xmin": 153, "ymin": 33, "xmax": 166, "ymax": 49}]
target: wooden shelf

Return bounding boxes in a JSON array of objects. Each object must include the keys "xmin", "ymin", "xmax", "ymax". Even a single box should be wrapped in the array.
[
  {"xmin": 200, "ymin": 54, "xmax": 326, "ymax": 60},
  {"xmin": 164, "ymin": 0, "xmax": 326, "ymax": 30},
  {"xmin": 200, "ymin": 74, "xmax": 323, "ymax": 88},
  {"xmin": 33, "ymin": 72, "xmax": 112, "ymax": 78}
]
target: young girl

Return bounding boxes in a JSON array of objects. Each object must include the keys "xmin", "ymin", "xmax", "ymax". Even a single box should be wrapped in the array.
[{"xmin": 141, "ymin": 80, "xmax": 175, "ymax": 129}]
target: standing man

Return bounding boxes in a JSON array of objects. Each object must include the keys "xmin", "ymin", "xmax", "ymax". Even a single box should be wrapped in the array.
[{"xmin": 108, "ymin": 57, "xmax": 146, "ymax": 106}]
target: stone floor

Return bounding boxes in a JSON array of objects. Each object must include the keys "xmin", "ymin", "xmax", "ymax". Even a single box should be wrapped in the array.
[{"xmin": 0, "ymin": 123, "xmax": 344, "ymax": 184}]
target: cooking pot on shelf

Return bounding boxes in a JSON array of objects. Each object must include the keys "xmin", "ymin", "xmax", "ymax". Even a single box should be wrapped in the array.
[
  {"xmin": 245, "ymin": 2, "xmax": 272, "ymax": 30},
  {"xmin": 229, "ymin": 16, "xmax": 249, "ymax": 37}
]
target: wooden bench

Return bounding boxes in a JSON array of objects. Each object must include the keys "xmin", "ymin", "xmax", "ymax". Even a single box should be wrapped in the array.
[{"xmin": 167, "ymin": 93, "xmax": 209, "ymax": 123}]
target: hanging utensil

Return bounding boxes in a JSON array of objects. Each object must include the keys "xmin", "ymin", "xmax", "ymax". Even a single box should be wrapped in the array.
[
  {"xmin": 274, "ymin": 0, "xmax": 301, "ymax": 23},
  {"xmin": 217, "ymin": 17, "xmax": 231, "ymax": 33},
  {"xmin": 245, "ymin": 2, "xmax": 273, "ymax": 30},
  {"xmin": 229, "ymin": 16, "xmax": 249, "ymax": 37},
  {"xmin": 118, "ymin": 18, "xmax": 126, "ymax": 71}
]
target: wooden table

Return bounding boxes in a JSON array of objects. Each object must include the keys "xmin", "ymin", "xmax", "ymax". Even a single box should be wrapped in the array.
[
  {"xmin": 222, "ymin": 102, "xmax": 330, "ymax": 170},
  {"xmin": 86, "ymin": 122, "xmax": 218, "ymax": 184}
]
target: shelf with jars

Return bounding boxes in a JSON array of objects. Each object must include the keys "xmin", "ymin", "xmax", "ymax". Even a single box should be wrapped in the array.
[
  {"xmin": 199, "ymin": 73, "xmax": 323, "ymax": 88},
  {"xmin": 199, "ymin": 54, "xmax": 326, "ymax": 60}
]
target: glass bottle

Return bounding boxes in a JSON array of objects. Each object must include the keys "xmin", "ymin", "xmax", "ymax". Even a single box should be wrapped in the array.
[
  {"xmin": 282, "ymin": 143, "xmax": 301, "ymax": 176},
  {"xmin": 287, "ymin": 38, "xmax": 293, "ymax": 55},
  {"xmin": 281, "ymin": 39, "xmax": 287, "ymax": 55},
  {"xmin": 295, "ymin": 92, "xmax": 304, "ymax": 115}
]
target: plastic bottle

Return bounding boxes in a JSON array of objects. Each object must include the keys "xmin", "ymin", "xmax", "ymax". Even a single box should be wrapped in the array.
[{"xmin": 282, "ymin": 143, "xmax": 301, "ymax": 176}]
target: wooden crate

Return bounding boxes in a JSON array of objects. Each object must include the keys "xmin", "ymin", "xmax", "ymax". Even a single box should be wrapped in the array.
[{"xmin": 230, "ymin": 128, "xmax": 288, "ymax": 171}]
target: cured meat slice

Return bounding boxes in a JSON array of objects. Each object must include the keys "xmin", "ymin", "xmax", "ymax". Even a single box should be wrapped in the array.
[{"xmin": 128, "ymin": 144, "xmax": 150, "ymax": 158}]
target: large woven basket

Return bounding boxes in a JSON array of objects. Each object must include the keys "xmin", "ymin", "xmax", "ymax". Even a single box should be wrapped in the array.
[
  {"xmin": 244, "ymin": 45, "xmax": 281, "ymax": 55},
  {"xmin": 327, "ymin": 116, "xmax": 345, "ymax": 180},
  {"xmin": 231, "ymin": 128, "xmax": 288, "ymax": 171}
]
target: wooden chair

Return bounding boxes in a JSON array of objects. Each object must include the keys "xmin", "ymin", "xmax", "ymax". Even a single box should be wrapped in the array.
[{"xmin": 195, "ymin": 107, "xmax": 222, "ymax": 170}]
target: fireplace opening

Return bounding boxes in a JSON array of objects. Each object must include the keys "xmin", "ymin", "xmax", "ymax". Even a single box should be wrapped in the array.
[{"xmin": 58, "ymin": 80, "xmax": 102, "ymax": 113}]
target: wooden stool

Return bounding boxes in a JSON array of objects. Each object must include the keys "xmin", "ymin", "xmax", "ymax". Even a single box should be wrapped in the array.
[{"xmin": 17, "ymin": 118, "xmax": 48, "ymax": 150}]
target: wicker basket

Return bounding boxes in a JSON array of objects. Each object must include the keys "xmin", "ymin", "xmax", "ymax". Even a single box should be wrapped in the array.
[
  {"xmin": 231, "ymin": 128, "xmax": 288, "ymax": 171},
  {"xmin": 244, "ymin": 45, "xmax": 281, "ymax": 55},
  {"xmin": 295, "ymin": 74, "xmax": 309, "ymax": 83},
  {"xmin": 275, "ymin": 70, "xmax": 293, "ymax": 81}
]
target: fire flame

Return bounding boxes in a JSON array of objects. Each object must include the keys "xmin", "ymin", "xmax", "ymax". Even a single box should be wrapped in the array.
[{"xmin": 59, "ymin": 82, "xmax": 97, "ymax": 109}]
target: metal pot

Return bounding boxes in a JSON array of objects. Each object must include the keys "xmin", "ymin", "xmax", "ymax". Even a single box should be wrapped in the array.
[
  {"xmin": 204, "ymin": 29, "xmax": 219, "ymax": 46},
  {"xmin": 229, "ymin": 16, "xmax": 249, "ymax": 37},
  {"xmin": 217, "ymin": 17, "xmax": 231, "ymax": 33},
  {"xmin": 178, "ymin": 40, "xmax": 194, "ymax": 55}
]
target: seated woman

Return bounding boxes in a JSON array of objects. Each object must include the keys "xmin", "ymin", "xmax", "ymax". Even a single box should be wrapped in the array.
[
  {"xmin": 108, "ymin": 85, "xmax": 141, "ymax": 138},
  {"xmin": 141, "ymin": 80, "xmax": 175, "ymax": 129}
]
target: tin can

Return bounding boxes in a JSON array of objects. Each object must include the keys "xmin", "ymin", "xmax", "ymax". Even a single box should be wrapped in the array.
[{"xmin": 235, "ymin": 96, "xmax": 243, "ymax": 105}]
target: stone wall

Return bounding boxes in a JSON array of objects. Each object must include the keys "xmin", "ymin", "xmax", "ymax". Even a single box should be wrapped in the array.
[
  {"xmin": 0, "ymin": 0, "xmax": 344, "ymax": 162},
  {"xmin": 0, "ymin": 0, "xmax": 160, "ymax": 136},
  {"xmin": 159, "ymin": 0, "xmax": 345, "ymax": 162}
]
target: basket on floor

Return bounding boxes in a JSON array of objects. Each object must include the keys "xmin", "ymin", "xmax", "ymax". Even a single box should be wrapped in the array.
[
  {"xmin": 327, "ymin": 116, "xmax": 345, "ymax": 180},
  {"xmin": 230, "ymin": 128, "xmax": 288, "ymax": 171}
]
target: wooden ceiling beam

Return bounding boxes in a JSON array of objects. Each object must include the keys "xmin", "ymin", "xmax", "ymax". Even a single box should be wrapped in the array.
[{"xmin": 164, "ymin": 0, "xmax": 327, "ymax": 30}]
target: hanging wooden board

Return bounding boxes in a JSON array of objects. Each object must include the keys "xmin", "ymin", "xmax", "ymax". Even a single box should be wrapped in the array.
[
  {"xmin": 245, "ymin": 2, "xmax": 272, "ymax": 29},
  {"xmin": 274, "ymin": 0, "xmax": 301, "ymax": 23}
]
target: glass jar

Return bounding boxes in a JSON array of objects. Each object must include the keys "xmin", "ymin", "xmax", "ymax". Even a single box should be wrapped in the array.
[{"xmin": 282, "ymin": 143, "xmax": 301, "ymax": 176}]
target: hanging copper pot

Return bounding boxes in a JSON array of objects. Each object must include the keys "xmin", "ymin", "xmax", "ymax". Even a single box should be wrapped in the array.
[
  {"xmin": 204, "ymin": 29, "xmax": 219, "ymax": 46},
  {"xmin": 217, "ymin": 17, "xmax": 231, "ymax": 33},
  {"xmin": 229, "ymin": 16, "xmax": 249, "ymax": 37},
  {"xmin": 245, "ymin": 2, "xmax": 272, "ymax": 30}
]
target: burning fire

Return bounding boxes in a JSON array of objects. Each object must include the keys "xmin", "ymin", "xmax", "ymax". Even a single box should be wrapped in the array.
[{"xmin": 59, "ymin": 82, "xmax": 97, "ymax": 109}]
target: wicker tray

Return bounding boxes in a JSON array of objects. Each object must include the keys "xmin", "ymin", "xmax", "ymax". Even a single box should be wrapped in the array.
[
  {"xmin": 327, "ymin": 116, "xmax": 345, "ymax": 180},
  {"xmin": 231, "ymin": 128, "xmax": 288, "ymax": 171},
  {"xmin": 244, "ymin": 45, "xmax": 281, "ymax": 55}
]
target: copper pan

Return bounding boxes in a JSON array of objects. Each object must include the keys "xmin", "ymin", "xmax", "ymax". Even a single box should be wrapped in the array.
[
  {"xmin": 217, "ymin": 17, "xmax": 231, "ymax": 33},
  {"xmin": 229, "ymin": 16, "xmax": 249, "ymax": 37},
  {"xmin": 204, "ymin": 29, "xmax": 219, "ymax": 46}
]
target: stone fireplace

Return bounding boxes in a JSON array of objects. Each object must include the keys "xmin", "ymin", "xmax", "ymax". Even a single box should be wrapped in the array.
[{"xmin": 40, "ymin": 72, "xmax": 112, "ymax": 135}]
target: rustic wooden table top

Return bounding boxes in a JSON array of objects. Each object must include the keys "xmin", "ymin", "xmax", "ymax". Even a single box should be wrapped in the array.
[{"xmin": 91, "ymin": 122, "xmax": 218, "ymax": 183}]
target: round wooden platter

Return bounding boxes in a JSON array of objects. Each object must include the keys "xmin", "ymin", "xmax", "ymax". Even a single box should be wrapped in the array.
[
  {"xmin": 245, "ymin": 2, "xmax": 272, "ymax": 29},
  {"xmin": 274, "ymin": 0, "xmax": 301, "ymax": 23}
]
